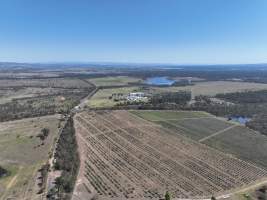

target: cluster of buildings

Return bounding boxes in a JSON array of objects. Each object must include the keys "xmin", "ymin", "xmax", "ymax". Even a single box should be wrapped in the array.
[{"xmin": 126, "ymin": 92, "xmax": 147, "ymax": 101}]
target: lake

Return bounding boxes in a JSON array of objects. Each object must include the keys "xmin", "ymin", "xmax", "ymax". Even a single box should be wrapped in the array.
[
  {"xmin": 145, "ymin": 77, "xmax": 175, "ymax": 86},
  {"xmin": 230, "ymin": 116, "xmax": 251, "ymax": 125}
]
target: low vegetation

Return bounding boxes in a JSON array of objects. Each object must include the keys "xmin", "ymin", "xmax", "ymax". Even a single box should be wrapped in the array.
[
  {"xmin": 132, "ymin": 110, "xmax": 267, "ymax": 170},
  {"xmin": 74, "ymin": 110, "xmax": 267, "ymax": 199},
  {"xmin": 0, "ymin": 115, "xmax": 61, "ymax": 200},
  {"xmin": 0, "ymin": 166, "xmax": 8, "ymax": 178},
  {"xmin": 0, "ymin": 89, "xmax": 89, "ymax": 122}
]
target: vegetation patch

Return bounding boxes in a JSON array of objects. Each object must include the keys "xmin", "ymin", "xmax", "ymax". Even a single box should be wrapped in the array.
[
  {"xmin": 0, "ymin": 166, "xmax": 9, "ymax": 178},
  {"xmin": 203, "ymin": 126, "xmax": 267, "ymax": 169},
  {"xmin": 130, "ymin": 110, "xmax": 211, "ymax": 121},
  {"xmin": 73, "ymin": 110, "xmax": 267, "ymax": 199},
  {"xmin": 52, "ymin": 117, "xmax": 80, "ymax": 200},
  {"xmin": 0, "ymin": 115, "xmax": 61, "ymax": 199}
]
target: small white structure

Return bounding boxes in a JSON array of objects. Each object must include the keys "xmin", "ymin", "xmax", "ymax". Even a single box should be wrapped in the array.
[
  {"xmin": 129, "ymin": 92, "xmax": 145, "ymax": 97},
  {"xmin": 127, "ymin": 92, "xmax": 146, "ymax": 101}
]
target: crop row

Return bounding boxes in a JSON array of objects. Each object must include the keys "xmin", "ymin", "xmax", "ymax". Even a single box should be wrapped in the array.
[
  {"xmin": 100, "ymin": 111, "xmax": 267, "ymax": 184},
  {"xmin": 85, "ymin": 143, "xmax": 137, "ymax": 198}
]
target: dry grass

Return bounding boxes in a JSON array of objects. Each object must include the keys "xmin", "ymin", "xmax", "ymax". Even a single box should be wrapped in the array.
[
  {"xmin": 0, "ymin": 115, "xmax": 62, "ymax": 200},
  {"xmin": 88, "ymin": 76, "xmax": 142, "ymax": 87}
]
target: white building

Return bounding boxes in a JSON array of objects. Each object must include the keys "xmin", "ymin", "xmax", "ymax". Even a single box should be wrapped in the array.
[{"xmin": 127, "ymin": 92, "xmax": 146, "ymax": 101}]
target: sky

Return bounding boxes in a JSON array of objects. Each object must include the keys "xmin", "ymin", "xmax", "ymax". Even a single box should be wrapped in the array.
[{"xmin": 0, "ymin": 0, "xmax": 267, "ymax": 64}]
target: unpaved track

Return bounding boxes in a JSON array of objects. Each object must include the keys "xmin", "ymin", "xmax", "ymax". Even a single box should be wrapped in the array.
[{"xmin": 198, "ymin": 125, "xmax": 238, "ymax": 142}]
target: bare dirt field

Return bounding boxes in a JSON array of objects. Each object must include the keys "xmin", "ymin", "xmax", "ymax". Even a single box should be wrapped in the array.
[
  {"xmin": 73, "ymin": 110, "xmax": 267, "ymax": 200},
  {"xmin": 0, "ymin": 114, "xmax": 63, "ymax": 200}
]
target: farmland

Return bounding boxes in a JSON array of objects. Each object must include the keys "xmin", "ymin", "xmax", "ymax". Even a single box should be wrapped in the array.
[
  {"xmin": 131, "ymin": 110, "xmax": 267, "ymax": 170},
  {"xmin": 149, "ymin": 81, "xmax": 267, "ymax": 98},
  {"xmin": 86, "ymin": 81, "xmax": 267, "ymax": 109},
  {"xmin": 0, "ymin": 114, "xmax": 63, "ymax": 200},
  {"xmin": 87, "ymin": 86, "xmax": 140, "ymax": 108},
  {"xmin": 73, "ymin": 110, "xmax": 267, "ymax": 200},
  {"xmin": 87, "ymin": 76, "xmax": 143, "ymax": 87}
]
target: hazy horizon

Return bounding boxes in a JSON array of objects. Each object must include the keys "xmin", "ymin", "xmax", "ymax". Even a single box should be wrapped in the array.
[{"xmin": 0, "ymin": 0, "xmax": 267, "ymax": 64}]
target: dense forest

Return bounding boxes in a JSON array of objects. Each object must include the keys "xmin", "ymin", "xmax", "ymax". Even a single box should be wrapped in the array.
[{"xmin": 150, "ymin": 91, "xmax": 191, "ymax": 105}]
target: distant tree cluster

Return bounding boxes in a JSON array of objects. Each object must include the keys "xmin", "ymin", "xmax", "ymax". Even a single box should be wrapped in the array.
[
  {"xmin": 150, "ymin": 91, "xmax": 191, "ymax": 105},
  {"xmin": 216, "ymin": 90, "xmax": 267, "ymax": 103},
  {"xmin": 171, "ymin": 80, "xmax": 194, "ymax": 86},
  {"xmin": 191, "ymin": 92, "xmax": 267, "ymax": 137}
]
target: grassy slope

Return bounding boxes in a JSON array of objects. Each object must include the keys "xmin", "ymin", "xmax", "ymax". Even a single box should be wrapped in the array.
[{"xmin": 0, "ymin": 115, "xmax": 62, "ymax": 199}]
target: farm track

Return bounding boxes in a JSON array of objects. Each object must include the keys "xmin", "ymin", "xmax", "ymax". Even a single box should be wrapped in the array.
[
  {"xmin": 198, "ymin": 125, "xmax": 238, "ymax": 142},
  {"xmin": 74, "ymin": 110, "xmax": 267, "ymax": 200}
]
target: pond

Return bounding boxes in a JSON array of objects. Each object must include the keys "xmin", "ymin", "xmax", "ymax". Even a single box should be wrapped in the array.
[
  {"xmin": 229, "ymin": 116, "xmax": 251, "ymax": 125},
  {"xmin": 145, "ymin": 77, "xmax": 175, "ymax": 86}
]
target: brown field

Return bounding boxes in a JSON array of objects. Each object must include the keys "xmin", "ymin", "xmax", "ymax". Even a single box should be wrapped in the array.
[
  {"xmin": 73, "ymin": 110, "xmax": 267, "ymax": 200},
  {"xmin": 0, "ymin": 78, "xmax": 91, "ymax": 89},
  {"xmin": 0, "ymin": 115, "xmax": 63, "ymax": 200}
]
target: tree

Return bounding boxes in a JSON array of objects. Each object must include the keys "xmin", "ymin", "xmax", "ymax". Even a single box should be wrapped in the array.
[
  {"xmin": 165, "ymin": 191, "xmax": 171, "ymax": 200},
  {"xmin": 41, "ymin": 128, "xmax": 50, "ymax": 137},
  {"xmin": 211, "ymin": 195, "xmax": 216, "ymax": 200}
]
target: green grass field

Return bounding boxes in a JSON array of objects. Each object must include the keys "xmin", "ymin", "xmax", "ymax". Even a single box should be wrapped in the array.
[
  {"xmin": 131, "ymin": 110, "xmax": 267, "ymax": 170},
  {"xmin": 88, "ymin": 86, "xmax": 140, "ymax": 108},
  {"xmin": 167, "ymin": 118, "xmax": 232, "ymax": 140},
  {"xmin": 0, "ymin": 115, "xmax": 62, "ymax": 200},
  {"xmin": 88, "ymin": 76, "xmax": 143, "ymax": 87},
  {"xmin": 203, "ymin": 126, "xmax": 267, "ymax": 169}
]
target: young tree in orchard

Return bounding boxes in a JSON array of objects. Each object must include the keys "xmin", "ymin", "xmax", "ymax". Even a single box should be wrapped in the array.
[
  {"xmin": 211, "ymin": 195, "xmax": 216, "ymax": 200},
  {"xmin": 165, "ymin": 191, "xmax": 171, "ymax": 200}
]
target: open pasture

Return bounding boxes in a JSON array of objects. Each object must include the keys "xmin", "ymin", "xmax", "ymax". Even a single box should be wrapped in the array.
[
  {"xmin": 87, "ymin": 76, "xmax": 142, "ymax": 87},
  {"xmin": 0, "ymin": 115, "xmax": 62, "ymax": 200},
  {"xmin": 74, "ymin": 110, "xmax": 267, "ymax": 200}
]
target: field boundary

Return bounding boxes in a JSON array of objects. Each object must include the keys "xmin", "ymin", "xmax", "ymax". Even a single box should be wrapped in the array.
[{"xmin": 198, "ymin": 125, "xmax": 238, "ymax": 142}]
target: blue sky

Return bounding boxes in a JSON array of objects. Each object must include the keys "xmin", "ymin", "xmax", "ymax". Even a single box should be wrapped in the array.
[{"xmin": 0, "ymin": 0, "xmax": 267, "ymax": 64}]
